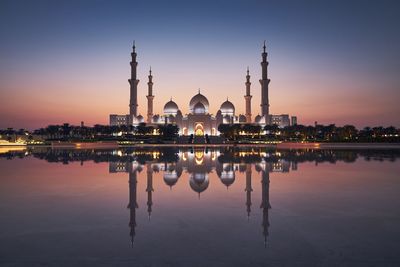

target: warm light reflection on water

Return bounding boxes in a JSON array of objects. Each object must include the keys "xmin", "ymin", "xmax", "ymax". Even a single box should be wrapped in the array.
[{"xmin": 0, "ymin": 147, "xmax": 399, "ymax": 266}]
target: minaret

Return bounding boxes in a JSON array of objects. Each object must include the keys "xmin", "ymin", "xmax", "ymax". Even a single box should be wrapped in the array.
[
  {"xmin": 244, "ymin": 67, "xmax": 252, "ymax": 123},
  {"xmin": 146, "ymin": 67, "xmax": 155, "ymax": 123},
  {"xmin": 129, "ymin": 41, "xmax": 139, "ymax": 118},
  {"xmin": 128, "ymin": 171, "xmax": 138, "ymax": 246},
  {"xmin": 245, "ymin": 164, "xmax": 253, "ymax": 220},
  {"xmin": 146, "ymin": 163, "xmax": 154, "ymax": 220},
  {"xmin": 260, "ymin": 169, "xmax": 271, "ymax": 247},
  {"xmin": 259, "ymin": 41, "xmax": 270, "ymax": 124}
]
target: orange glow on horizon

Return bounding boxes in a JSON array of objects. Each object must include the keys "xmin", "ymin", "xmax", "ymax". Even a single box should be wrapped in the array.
[{"xmin": 1, "ymin": 46, "xmax": 399, "ymax": 129}]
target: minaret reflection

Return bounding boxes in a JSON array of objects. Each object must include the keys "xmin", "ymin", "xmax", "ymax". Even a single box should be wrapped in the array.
[
  {"xmin": 146, "ymin": 163, "xmax": 154, "ymax": 220},
  {"xmin": 260, "ymin": 169, "xmax": 271, "ymax": 247},
  {"xmin": 128, "ymin": 170, "xmax": 138, "ymax": 247},
  {"xmin": 245, "ymin": 164, "xmax": 253, "ymax": 221}
]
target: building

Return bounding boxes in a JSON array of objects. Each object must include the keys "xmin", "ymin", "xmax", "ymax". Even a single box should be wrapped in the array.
[
  {"xmin": 109, "ymin": 114, "xmax": 133, "ymax": 126},
  {"xmin": 270, "ymin": 114, "xmax": 290, "ymax": 128},
  {"xmin": 109, "ymin": 41, "xmax": 297, "ymax": 135},
  {"xmin": 291, "ymin": 116, "xmax": 297, "ymax": 126}
]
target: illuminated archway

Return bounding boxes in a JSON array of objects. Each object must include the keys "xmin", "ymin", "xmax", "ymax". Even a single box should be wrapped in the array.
[{"xmin": 195, "ymin": 123, "xmax": 204, "ymax": 136}]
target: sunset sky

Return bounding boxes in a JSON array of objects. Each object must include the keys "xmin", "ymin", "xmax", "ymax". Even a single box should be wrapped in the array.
[{"xmin": 1, "ymin": 0, "xmax": 399, "ymax": 129}]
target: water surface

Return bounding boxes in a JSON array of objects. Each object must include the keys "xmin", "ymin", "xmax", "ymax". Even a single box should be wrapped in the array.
[{"xmin": 0, "ymin": 147, "xmax": 399, "ymax": 266}]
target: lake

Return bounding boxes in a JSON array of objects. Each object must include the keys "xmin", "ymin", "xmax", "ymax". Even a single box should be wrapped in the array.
[{"xmin": 0, "ymin": 147, "xmax": 399, "ymax": 266}]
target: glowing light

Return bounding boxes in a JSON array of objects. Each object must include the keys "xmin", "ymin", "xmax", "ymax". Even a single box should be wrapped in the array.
[{"xmin": 195, "ymin": 151, "xmax": 204, "ymax": 165}]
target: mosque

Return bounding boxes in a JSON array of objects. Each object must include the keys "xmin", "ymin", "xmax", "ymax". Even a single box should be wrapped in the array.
[{"xmin": 110, "ymin": 42, "xmax": 296, "ymax": 135}]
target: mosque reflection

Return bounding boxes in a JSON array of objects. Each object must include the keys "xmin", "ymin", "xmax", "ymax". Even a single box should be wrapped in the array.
[
  {"xmin": 109, "ymin": 148, "xmax": 276, "ymax": 247},
  {"xmin": 2, "ymin": 147, "xmax": 399, "ymax": 247},
  {"xmin": 104, "ymin": 147, "xmax": 397, "ymax": 247}
]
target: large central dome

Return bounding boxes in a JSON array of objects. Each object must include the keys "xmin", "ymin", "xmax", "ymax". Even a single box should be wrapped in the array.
[
  {"xmin": 193, "ymin": 102, "xmax": 206, "ymax": 114},
  {"xmin": 189, "ymin": 91, "xmax": 209, "ymax": 113}
]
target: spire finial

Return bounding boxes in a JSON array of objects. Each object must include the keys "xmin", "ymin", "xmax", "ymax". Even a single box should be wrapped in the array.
[
  {"xmin": 170, "ymin": 96, "xmax": 172, "ymax": 101},
  {"xmin": 263, "ymin": 40, "xmax": 266, "ymax": 53},
  {"xmin": 198, "ymin": 88, "xmax": 200, "ymax": 94},
  {"xmin": 226, "ymin": 96, "xmax": 228, "ymax": 101},
  {"xmin": 247, "ymin": 66, "xmax": 249, "ymax": 75},
  {"xmin": 133, "ymin": 40, "xmax": 136, "ymax": 49},
  {"xmin": 149, "ymin": 66, "xmax": 152, "ymax": 75}
]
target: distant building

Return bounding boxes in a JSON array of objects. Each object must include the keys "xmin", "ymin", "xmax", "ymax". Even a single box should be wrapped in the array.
[
  {"xmin": 291, "ymin": 116, "xmax": 297, "ymax": 126},
  {"xmin": 109, "ymin": 41, "xmax": 297, "ymax": 134},
  {"xmin": 270, "ymin": 114, "xmax": 290, "ymax": 128},
  {"xmin": 110, "ymin": 114, "xmax": 133, "ymax": 126}
]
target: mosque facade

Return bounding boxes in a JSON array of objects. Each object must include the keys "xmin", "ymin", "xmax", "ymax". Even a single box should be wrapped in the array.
[{"xmin": 110, "ymin": 42, "xmax": 296, "ymax": 135}]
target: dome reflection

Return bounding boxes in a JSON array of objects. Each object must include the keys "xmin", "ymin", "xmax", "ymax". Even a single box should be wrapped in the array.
[{"xmin": 189, "ymin": 173, "xmax": 209, "ymax": 197}]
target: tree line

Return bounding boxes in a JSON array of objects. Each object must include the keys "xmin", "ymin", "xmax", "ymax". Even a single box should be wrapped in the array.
[
  {"xmin": 1, "ymin": 123, "xmax": 399, "ymax": 143},
  {"xmin": 218, "ymin": 123, "xmax": 400, "ymax": 142},
  {"xmin": 0, "ymin": 123, "xmax": 179, "ymax": 142}
]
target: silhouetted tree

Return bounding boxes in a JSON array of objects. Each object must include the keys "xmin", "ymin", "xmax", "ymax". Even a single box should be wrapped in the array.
[{"xmin": 158, "ymin": 124, "xmax": 179, "ymax": 140}]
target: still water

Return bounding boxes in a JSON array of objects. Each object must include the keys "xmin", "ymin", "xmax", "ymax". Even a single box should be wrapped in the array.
[{"xmin": 0, "ymin": 147, "xmax": 399, "ymax": 267}]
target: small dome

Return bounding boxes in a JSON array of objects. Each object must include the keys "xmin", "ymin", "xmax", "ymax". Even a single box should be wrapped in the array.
[
  {"xmin": 164, "ymin": 100, "xmax": 179, "ymax": 115},
  {"xmin": 220, "ymin": 171, "xmax": 235, "ymax": 187},
  {"xmin": 255, "ymin": 164, "xmax": 263, "ymax": 173},
  {"xmin": 153, "ymin": 114, "xmax": 160, "ymax": 123},
  {"xmin": 217, "ymin": 164, "xmax": 235, "ymax": 187},
  {"xmin": 137, "ymin": 115, "xmax": 144, "ymax": 123},
  {"xmin": 239, "ymin": 114, "xmax": 246, "ymax": 123},
  {"xmin": 164, "ymin": 170, "xmax": 179, "ymax": 187},
  {"xmin": 152, "ymin": 164, "xmax": 160, "ymax": 172},
  {"xmin": 193, "ymin": 102, "xmax": 206, "ymax": 115},
  {"xmin": 189, "ymin": 91, "xmax": 209, "ymax": 113},
  {"xmin": 220, "ymin": 100, "xmax": 235, "ymax": 115},
  {"xmin": 254, "ymin": 115, "xmax": 268, "ymax": 124}
]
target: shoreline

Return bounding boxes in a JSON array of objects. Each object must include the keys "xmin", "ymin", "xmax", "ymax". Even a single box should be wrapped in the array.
[
  {"xmin": 276, "ymin": 142, "xmax": 400, "ymax": 149},
  {"xmin": 2, "ymin": 140, "xmax": 400, "ymax": 150},
  {"xmin": 1, "ymin": 141, "xmax": 399, "ymax": 150}
]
